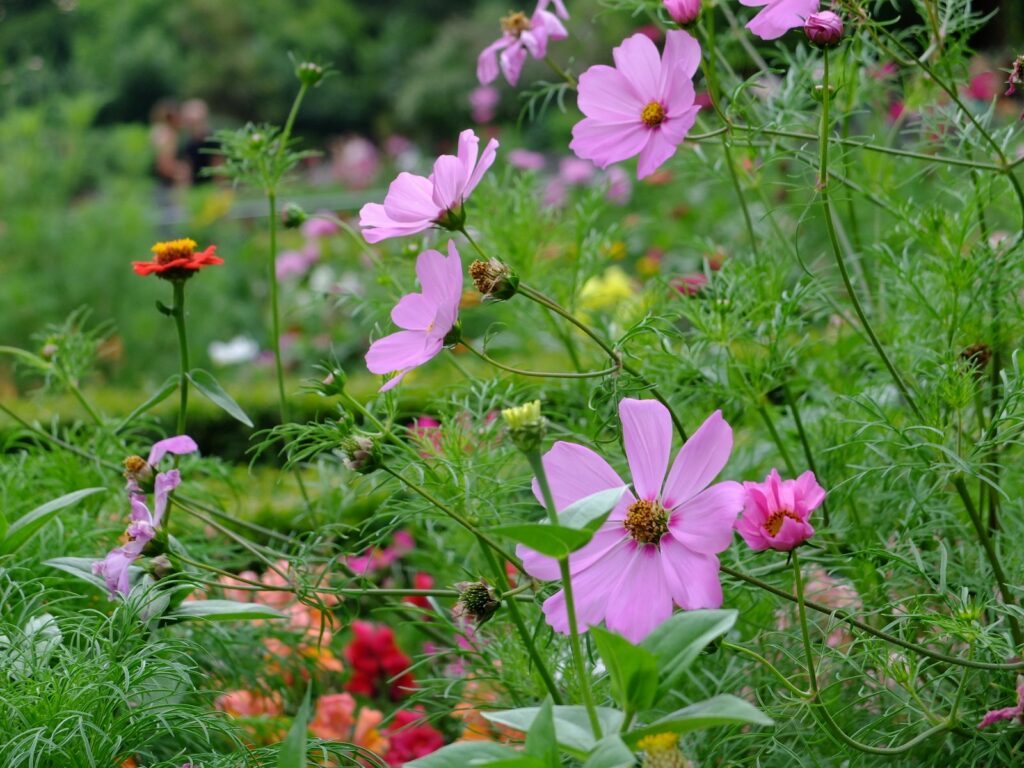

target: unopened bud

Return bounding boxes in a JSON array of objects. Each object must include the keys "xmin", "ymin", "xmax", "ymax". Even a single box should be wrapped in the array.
[
  {"xmin": 502, "ymin": 400, "xmax": 546, "ymax": 453},
  {"xmin": 453, "ymin": 580, "xmax": 501, "ymax": 626},
  {"xmin": 147, "ymin": 554, "xmax": 175, "ymax": 580},
  {"xmin": 434, "ymin": 204, "xmax": 467, "ymax": 232},
  {"xmin": 319, "ymin": 368, "xmax": 347, "ymax": 397},
  {"xmin": 296, "ymin": 61, "xmax": 325, "ymax": 88},
  {"xmin": 40, "ymin": 341, "xmax": 59, "ymax": 360},
  {"xmin": 804, "ymin": 11, "xmax": 844, "ymax": 48},
  {"xmin": 469, "ymin": 258, "xmax": 519, "ymax": 301},
  {"xmin": 663, "ymin": 0, "xmax": 700, "ymax": 26},
  {"xmin": 342, "ymin": 435, "xmax": 382, "ymax": 474},
  {"xmin": 282, "ymin": 202, "xmax": 308, "ymax": 229}
]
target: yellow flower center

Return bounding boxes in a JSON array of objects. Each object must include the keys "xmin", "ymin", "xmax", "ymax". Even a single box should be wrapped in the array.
[
  {"xmin": 641, "ymin": 101, "xmax": 667, "ymax": 127},
  {"xmin": 501, "ymin": 11, "xmax": 531, "ymax": 36},
  {"xmin": 637, "ymin": 732, "xmax": 679, "ymax": 755},
  {"xmin": 151, "ymin": 238, "xmax": 197, "ymax": 265},
  {"xmin": 624, "ymin": 499, "xmax": 668, "ymax": 545},
  {"xmin": 123, "ymin": 455, "xmax": 148, "ymax": 474},
  {"xmin": 764, "ymin": 509, "xmax": 801, "ymax": 537}
]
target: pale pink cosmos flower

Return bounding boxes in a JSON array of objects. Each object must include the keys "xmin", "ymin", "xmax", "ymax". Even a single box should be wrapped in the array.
[
  {"xmin": 736, "ymin": 469, "xmax": 824, "ymax": 551},
  {"xmin": 359, "ymin": 130, "xmax": 498, "ymax": 243},
  {"xmin": 477, "ymin": 1, "xmax": 569, "ymax": 87},
  {"xmin": 469, "ymin": 85, "xmax": 500, "ymax": 123},
  {"xmin": 570, "ymin": 30, "xmax": 702, "ymax": 180},
  {"xmin": 978, "ymin": 678, "xmax": 1024, "ymax": 729},
  {"xmin": 507, "ymin": 148, "xmax": 546, "ymax": 171},
  {"xmin": 94, "ymin": 435, "xmax": 198, "ymax": 599},
  {"xmin": 740, "ymin": 0, "xmax": 820, "ymax": 41},
  {"xmin": 519, "ymin": 399, "xmax": 744, "ymax": 643},
  {"xmin": 365, "ymin": 242, "xmax": 463, "ymax": 391}
]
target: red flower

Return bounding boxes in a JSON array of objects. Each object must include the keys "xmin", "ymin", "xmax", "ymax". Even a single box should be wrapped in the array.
[
  {"xmin": 344, "ymin": 621, "xmax": 416, "ymax": 700},
  {"xmin": 403, "ymin": 572, "xmax": 435, "ymax": 610},
  {"xmin": 385, "ymin": 709, "xmax": 445, "ymax": 765},
  {"xmin": 133, "ymin": 238, "xmax": 223, "ymax": 280}
]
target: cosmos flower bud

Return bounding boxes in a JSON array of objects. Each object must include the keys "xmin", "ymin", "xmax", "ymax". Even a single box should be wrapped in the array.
[
  {"xmin": 469, "ymin": 258, "xmax": 520, "ymax": 301},
  {"xmin": 453, "ymin": 580, "xmax": 501, "ymax": 626},
  {"xmin": 295, "ymin": 61, "xmax": 326, "ymax": 88},
  {"xmin": 502, "ymin": 400, "xmax": 546, "ymax": 454},
  {"xmin": 433, "ymin": 204, "xmax": 467, "ymax": 233},
  {"xmin": 342, "ymin": 435, "xmax": 382, "ymax": 474},
  {"xmin": 804, "ymin": 11, "xmax": 844, "ymax": 48},
  {"xmin": 281, "ymin": 202, "xmax": 308, "ymax": 229},
  {"xmin": 147, "ymin": 554, "xmax": 175, "ymax": 580},
  {"xmin": 663, "ymin": 0, "xmax": 701, "ymax": 26},
  {"xmin": 638, "ymin": 733, "xmax": 692, "ymax": 768}
]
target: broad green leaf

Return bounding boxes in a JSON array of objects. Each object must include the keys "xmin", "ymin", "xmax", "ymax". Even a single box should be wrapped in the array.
[
  {"xmin": 640, "ymin": 609, "xmax": 737, "ymax": 700},
  {"xmin": 624, "ymin": 695, "xmax": 773, "ymax": 746},
  {"xmin": 114, "ymin": 374, "xmax": 180, "ymax": 434},
  {"xmin": 277, "ymin": 687, "xmax": 311, "ymax": 768},
  {"xmin": 524, "ymin": 697, "xmax": 559, "ymax": 767},
  {"xmin": 558, "ymin": 487, "xmax": 626, "ymax": 532},
  {"xmin": 3, "ymin": 487, "xmax": 105, "ymax": 554},
  {"xmin": 582, "ymin": 736, "xmax": 636, "ymax": 768},
  {"xmin": 46, "ymin": 556, "xmax": 130, "ymax": 592},
  {"xmin": 492, "ymin": 524, "xmax": 591, "ymax": 558},
  {"xmin": 406, "ymin": 742, "xmax": 530, "ymax": 767},
  {"xmin": 188, "ymin": 368, "xmax": 253, "ymax": 427},
  {"xmin": 484, "ymin": 706, "xmax": 624, "ymax": 756},
  {"xmin": 591, "ymin": 627, "xmax": 659, "ymax": 713},
  {"xmin": 165, "ymin": 599, "xmax": 285, "ymax": 622}
]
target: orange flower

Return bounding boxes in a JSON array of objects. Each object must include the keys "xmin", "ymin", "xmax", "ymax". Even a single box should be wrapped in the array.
[
  {"xmin": 215, "ymin": 689, "xmax": 284, "ymax": 718},
  {"xmin": 310, "ymin": 694, "xmax": 390, "ymax": 757},
  {"xmin": 133, "ymin": 238, "xmax": 223, "ymax": 279}
]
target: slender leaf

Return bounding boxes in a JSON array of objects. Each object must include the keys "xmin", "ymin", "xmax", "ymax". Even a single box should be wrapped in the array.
[
  {"xmin": 3, "ymin": 487, "xmax": 106, "ymax": 554},
  {"xmin": 188, "ymin": 368, "xmax": 253, "ymax": 427},
  {"xmin": 46, "ymin": 556, "xmax": 126, "ymax": 592},
  {"xmin": 624, "ymin": 695, "xmax": 773, "ymax": 746},
  {"xmin": 484, "ymin": 706, "xmax": 624, "ymax": 756},
  {"xmin": 278, "ymin": 687, "xmax": 312, "ymax": 768},
  {"xmin": 406, "ymin": 742, "xmax": 530, "ymax": 767},
  {"xmin": 114, "ymin": 374, "xmax": 180, "ymax": 433},
  {"xmin": 165, "ymin": 599, "xmax": 286, "ymax": 622},
  {"xmin": 640, "ymin": 609, "xmax": 737, "ymax": 699},
  {"xmin": 492, "ymin": 523, "xmax": 591, "ymax": 558}
]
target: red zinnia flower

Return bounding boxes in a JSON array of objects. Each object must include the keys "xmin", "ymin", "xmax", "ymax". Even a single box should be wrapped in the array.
[
  {"xmin": 344, "ymin": 620, "xmax": 416, "ymax": 700},
  {"xmin": 133, "ymin": 238, "xmax": 223, "ymax": 279},
  {"xmin": 385, "ymin": 708, "xmax": 445, "ymax": 765}
]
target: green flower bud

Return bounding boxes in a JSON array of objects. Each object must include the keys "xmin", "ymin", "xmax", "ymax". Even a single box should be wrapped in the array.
[
  {"xmin": 453, "ymin": 580, "xmax": 501, "ymax": 626},
  {"xmin": 502, "ymin": 400, "xmax": 546, "ymax": 454},
  {"xmin": 282, "ymin": 202, "xmax": 308, "ymax": 229},
  {"xmin": 296, "ymin": 61, "xmax": 326, "ymax": 88}
]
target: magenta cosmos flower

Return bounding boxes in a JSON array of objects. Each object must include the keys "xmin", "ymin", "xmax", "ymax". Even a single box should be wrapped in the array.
[
  {"xmin": 978, "ymin": 678, "xmax": 1024, "ymax": 729},
  {"xmin": 570, "ymin": 30, "xmax": 702, "ymax": 180},
  {"xmin": 358, "ymin": 130, "xmax": 498, "ymax": 244},
  {"xmin": 94, "ymin": 435, "xmax": 198, "ymax": 599},
  {"xmin": 365, "ymin": 241, "xmax": 462, "ymax": 391},
  {"xmin": 736, "ymin": 469, "xmax": 824, "ymax": 551},
  {"xmin": 740, "ymin": 0, "xmax": 820, "ymax": 41},
  {"xmin": 477, "ymin": 1, "xmax": 569, "ymax": 87},
  {"xmin": 518, "ymin": 399, "xmax": 744, "ymax": 643}
]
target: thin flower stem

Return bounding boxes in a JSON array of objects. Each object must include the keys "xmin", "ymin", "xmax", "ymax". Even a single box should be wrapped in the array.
[
  {"xmin": 720, "ymin": 563, "xmax": 1024, "ymax": 670},
  {"xmin": 720, "ymin": 135, "xmax": 759, "ymax": 259},
  {"xmin": 378, "ymin": 465, "xmax": 519, "ymax": 570},
  {"xmin": 171, "ymin": 280, "xmax": 190, "ymax": 435},
  {"xmin": 528, "ymin": 450, "xmax": 602, "ymax": 739},
  {"xmin": 721, "ymin": 640, "xmax": 812, "ymax": 698},
  {"xmin": 267, "ymin": 191, "xmax": 288, "ymax": 425},
  {"xmin": 817, "ymin": 50, "xmax": 923, "ymax": 422},
  {"xmin": 783, "ymin": 383, "xmax": 828, "ymax": 527},
  {"xmin": 757, "ymin": 404, "xmax": 797, "ymax": 477},
  {"xmin": 461, "ymin": 342, "xmax": 618, "ymax": 379},
  {"xmin": 791, "ymin": 551, "xmax": 819, "ymax": 696},
  {"xmin": 544, "ymin": 55, "xmax": 577, "ymax": 89},
  {"xmin": 339, "ymin": 392, "xmax": 438, "ymax": 471}
]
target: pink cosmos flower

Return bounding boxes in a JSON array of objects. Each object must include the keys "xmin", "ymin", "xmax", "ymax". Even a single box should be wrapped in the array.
[
  {"xmin": 570, "ymin": 30, "xmax": 702, "ymax": 180},
  {"xmin": 740, "ymin": 0, "xmax": 820, "ymax": 41},
  {"xmin": 365, "ymin": 241, "xmax": 463, "ymax": 391},
  {"xmin": 470, "ymin": 85, "xmax": 500, "ymax": 123},
  {"xmin": 665, "ymin": 0, "xmax": 701, "ymax": 25},
  {"xmin": 518, "ymin": 399, "xmax": 744, "ymax": 643},
  {"xmin": 358, "ymin": 130, "xmax": 498, "ymax": 243},
  {"xmin": 477, "ymin": 1, "xmax": 569, "ymax": 87},
  {"xmin": 94, "ymin": 435, "xmax": 198, "ymax": 599},
  {"xmin": 507, "ymin": 148, "xmax": 546, "ymax": 170},
  {"xmin": 978, "ymin": 678, "xmax": 1024, "ymax": 729},
  {"xmin": 736, "ymin": 469, "xmax": 823, "ymax": 551}
]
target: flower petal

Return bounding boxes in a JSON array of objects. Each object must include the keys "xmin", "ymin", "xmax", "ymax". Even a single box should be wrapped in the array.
[
  {"xmin": 619, "ymin": 398, "xmax": 672, "ymax": 501},
  {"xmin": 381, "ymin": 172, "xmax": 437, "ymax": 223},
  {"xmin": 660, "ymin": 537, "xmax": 724, "ymax": 610},
  {"xmin": 577, "ymin": 64, "xmax": 646, "ymax": 123},
  {"xmin": 517, "ymin": 523, "xmax": 626, "ymax": 581},
  {"xmin": 636, "ymin": 128, "xmax": 681, "ymax": 179},
  {"xmin": 153, "ymin": 469, "xmax": 182, "ymax": 527},
  {"xmin": 662, "ymin": 410, "xmax": 733, "ymax": 507},
  {"xmin": 500, "ymin": 42, "xmax": 528, "ymax": 87},
  {"xmin": 390, "ymin": 293, "xmax": 435, "ymax": 331},
  {"xmin": 415, "ymin": 245, "xmax": 462, "ymax": 307},
  {"xmin": 746, "ymin": 0, "xmax": 820, "ymax": 40},
  {"xmin": 667, "ymin": 481, "xmax": 744, "ymax": 554},
  {"xmin": 660, "ymin": 29, "xmax": 702, "ymax": 90},
  {"xmin": 604, "ymin": 544, "xmax": 674, "ymax": 642},
  {"xmin": 541, "ymin": 539, "xmax": 633, "ymax": 634},
  {"xmin": 464, "ymin": 137, "xmax": 499, "ymax": 199},
  {"xmin": 611, "ymin": 33, "xmax": 661, "ymax": 101},
  {"xmin": 477, "ymin": 37, "xmax": 511, "ymax": 85},
  {"xmin": 569, "ymin": 118, "xmax": 650, "ymax": 169},
  {"xmin": 431, "ymin": 154, "xmax": 467, "ymax": 211},
  {"xmin": 365, "ymin": 331, "xmax": 440, "ymax": 375},
  {"xmin": 530, "ymin": 440, "xmax": 629, "ymax": 512},
  {"xmin": 147, "ymin": 435, "xmax": 198, "ymax": 466}
]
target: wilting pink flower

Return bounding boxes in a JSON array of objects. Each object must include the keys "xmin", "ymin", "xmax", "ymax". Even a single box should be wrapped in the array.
[
  {"xmin": 470, "ymin": 85, "xmax": 500, "ymax": 123},
  {"xmin": 94, "ymin": 435, "xmax": 198, "ymax": 599},
  {"xmin": 978, "ymin": 678, "xmax": 1024, "ymax": 729},
  {"xmin": 803, "ymin": 10, "xmax": 843, "ymax": 47},
  {"xmin": 740, "ymin": 0, "xmax": 820, "ymax": 41},
  {"xmin": 359, "ymin": 130, "xmax": 498, "ymax": 243},
  {"xmin": 570, "ymin": 30, "xmax": 702, "ymax": 179},
  {"xmin": 665, "ymin": 0, "xmax": 701, "ymax": 25},
  {"xmin": 519, "ymin": 399, "xmax": 743, "ymax": 643},
  {"xmin": 365, "ymin": 241, "xmax": 463, "ymax": 390},
  {"xmin": 736, "ymin": 469, "xmax": 823, "ymax": 551},
  {"xmin": 477, "ymin": 1, "xmax": 569, "ymax": 87},
  {"xmin": 507, "ymin": 148, "xmax": 546, "ymax": 170}
]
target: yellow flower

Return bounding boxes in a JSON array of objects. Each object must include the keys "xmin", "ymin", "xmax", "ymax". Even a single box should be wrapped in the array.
[{"xmin": 578, "ymin": 266, "xmax": 634, "ymax": 312}]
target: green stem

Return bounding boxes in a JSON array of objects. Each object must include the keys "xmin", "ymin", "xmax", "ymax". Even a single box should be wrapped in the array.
[
  {"xmin": 267, "ymin": 191, "xmax": 288, "ymax": 424},
  {"xmin": 528, "ymin": 450, "xmax": 602, "ymax": 739},
  {"xmin": 783, "ymin": 383, "xmax": 828, "ymax": 527},
  {"xmin": 721, "ymin": 640, "xmax": 811, "ymax": 698},
  {"xmin": 461, "ymin": 342, "xmax": 618, "ymax": 379},
  {"xmin": 720, "ymin": 563, "xmax": 1024, "ymax": 670},
  {"xmin": 544, "ymin": 55, "xmax": 577, "ymax": 88},
  {"xmin": 791, "ymin": 551, "xmax": 819, "ymax": 696},
  {"xmin": 817, "ymin": 50, "xmax": 923, "ymax": 421},
  {"xmin": 171, "ymin": 280, "xmax": 190, "ymax": 435},
  {"xmin": 757, "ymin": 404, "xmax": 797, "ymax": 477}
]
